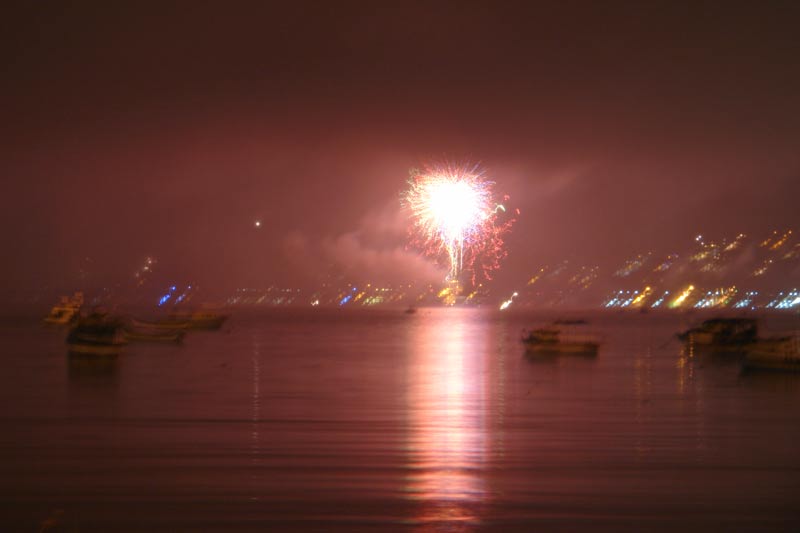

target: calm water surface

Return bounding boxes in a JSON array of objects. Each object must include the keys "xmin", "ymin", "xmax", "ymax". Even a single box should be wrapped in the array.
[{"xmin": 1, "ymin": 309, "xmax": 799, "ymax": 531}]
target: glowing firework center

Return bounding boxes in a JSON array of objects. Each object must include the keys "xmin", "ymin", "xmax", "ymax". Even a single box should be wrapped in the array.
[
  {"xmin": 426, "ymin": 180, "xmax": 488, "ymax": 279},
  {"xmin": 404, "ymin": 164, "xmax": 511, "ymax": 292}
]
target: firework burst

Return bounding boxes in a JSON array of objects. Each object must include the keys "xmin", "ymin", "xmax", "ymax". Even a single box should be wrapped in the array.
[{"xmin": 403, "ymin": 162, "xmax": 514, "ymax": 284}]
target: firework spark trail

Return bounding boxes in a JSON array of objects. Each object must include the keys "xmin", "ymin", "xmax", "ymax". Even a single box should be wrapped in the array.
[{"xmin": 403, "ymin": 162, "xmax": 514, "ymax": 283}]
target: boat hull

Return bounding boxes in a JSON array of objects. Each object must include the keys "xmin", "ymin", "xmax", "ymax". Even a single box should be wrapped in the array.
[
  {"xmin": 131, "ymin": 318, "xmax": 190, "ymax": 331},
  {"xmin": 743, "ymin": 337, "xmax": 800, "ymax": 372},
  {"xmin": 522, "ymin": 326, "xmax": 601, "ymax": 356},
  {"xmin": 67, "ymin": 343, "xmax": 123, "ymax": 357},
  {"xmin": 66, "ymin": 313, "xmax": 127, "ymax": 357},
  {"xmin": 159, "ymin": 314, "xmax": 228, "ymax": 330},
  {"xmin": 123, "ymin": 329, "xmax": 185, "ymax": 343},
  {"xmin": 524, "ymin": 342, "xmax": 599, "ymax": 356},
  {"xmin": 185, "ymin": 316, "xmax": 227, "ymax": 330},
  {"xmin": 44, "ymin": 317, "xmax": 75, "ymax": 325},
  {"xmin": 743, "ymin": 354, "xmax": 800, "ymax": 372},
  {"xmin": 686, "ymin": 331, "xmax": 715, "ymax": 345}
]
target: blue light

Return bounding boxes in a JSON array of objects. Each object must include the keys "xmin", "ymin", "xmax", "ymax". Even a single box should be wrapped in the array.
[
  {"xmin": 158, "ymin": 294, "xmax": 172, "ymax": 306},
  {"xmin": 339, "ymin": 295, "xmax": 352, "ymax": 306}
]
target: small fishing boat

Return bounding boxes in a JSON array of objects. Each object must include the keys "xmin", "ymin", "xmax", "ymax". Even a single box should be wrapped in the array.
[
  {"xmin": 677, "ymin": 318, "xmax": 758, "ymax": 349},
  {"xmin": 134, "ymin": 307, "xmax": 227, "ymax": 332},
  {"xmin": 162, "ymin": 310, "xmax": 228, "ymax": 330},
  {"xmin": 66, "ymin": 311, "xmax": 126, "ymax": 357},
  {"xmin": 743, "ymin": 335, "xmax": 800, "ymax": 372},
  {"xmin": 521, "ymin": 327, "xmax": 601, "ymax": 355},
  {"xmin": 123, "ymin": 321, "xmax": 186, "ymax": 343}
]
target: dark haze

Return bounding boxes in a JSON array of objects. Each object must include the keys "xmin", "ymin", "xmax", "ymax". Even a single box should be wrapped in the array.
[{"xmin": 3, "ymin": 2, "xmax": 799, "ymax": 296}]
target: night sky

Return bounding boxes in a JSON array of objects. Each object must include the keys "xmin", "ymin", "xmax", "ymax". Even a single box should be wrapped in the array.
[{"xmin": 3, "ymin": 2, "xmax": 799, "ymax": 294}]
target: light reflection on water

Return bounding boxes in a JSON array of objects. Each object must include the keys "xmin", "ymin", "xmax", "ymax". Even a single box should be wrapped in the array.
[
  {"xmin": 250, "ymin": 333, "xmax": 261, "ymax": 502},
  {"xmin": 405, "ymin": 311, "xmax": 488, "ymax": 527}
]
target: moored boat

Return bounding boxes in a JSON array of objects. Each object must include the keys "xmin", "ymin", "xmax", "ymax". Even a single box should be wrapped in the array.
[
  {"xmin": 677, "ymin": 318, "xmax": 758, "ymax": 349},
  {"xmin": 162, "ymin": 310, "xmax": 228, "ymax": 330},
  {"xmin": 66, "ymin": 311, "xmax": 126, "ymax": 357},
  {"xmin": 743, "ymin": 335, "xmax": 800, "ymax": 372},
  {"xmin": 522, "ymin": 327, "xmax": 601, "ymax": 355},
  {"xmin": 123, "ymin": 324, "xmax": 185, "ymax": 343}
]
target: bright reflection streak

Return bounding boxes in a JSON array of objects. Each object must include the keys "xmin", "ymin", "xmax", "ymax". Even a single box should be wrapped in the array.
[{"xmin": 405, "ymin": 310, "xmax": 488, "ymax": 527}]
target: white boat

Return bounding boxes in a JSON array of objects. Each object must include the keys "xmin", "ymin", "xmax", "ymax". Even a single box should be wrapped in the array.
[
  {"xmin": 522, "ymin": 327, "xmax": 601, "ymax": 355},
  {"xmin": 43, "ymin": 292, "xmax": 84, "ymax": 325},
  {"xmin": 743, "ymin": 335, "xmax": 800, "ymax": 372}
]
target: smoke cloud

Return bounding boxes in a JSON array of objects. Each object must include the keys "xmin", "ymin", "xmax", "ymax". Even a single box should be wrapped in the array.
[{"xmin": 284, "ymin": 202, "xmax": 445, "ymax": 286}]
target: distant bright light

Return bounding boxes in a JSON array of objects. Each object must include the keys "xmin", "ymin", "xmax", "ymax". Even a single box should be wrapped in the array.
[
  {"xmin": 651, "ymin": 291, "xmax": 669, "ymax": 308},
  {"xmin": 254, "ymin": 220, "xmax": 261, "ymax": 228},
  {"xmin": 499, "ymin": 291, "xmax": 518, "ymax": 311},
  {"xmin": 670, "ymin": 285, "xmax": 695, "ymax": 308},
  {"xmin": 630, "ymin": 286, "xmax": 652, "ymax": 306}
]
